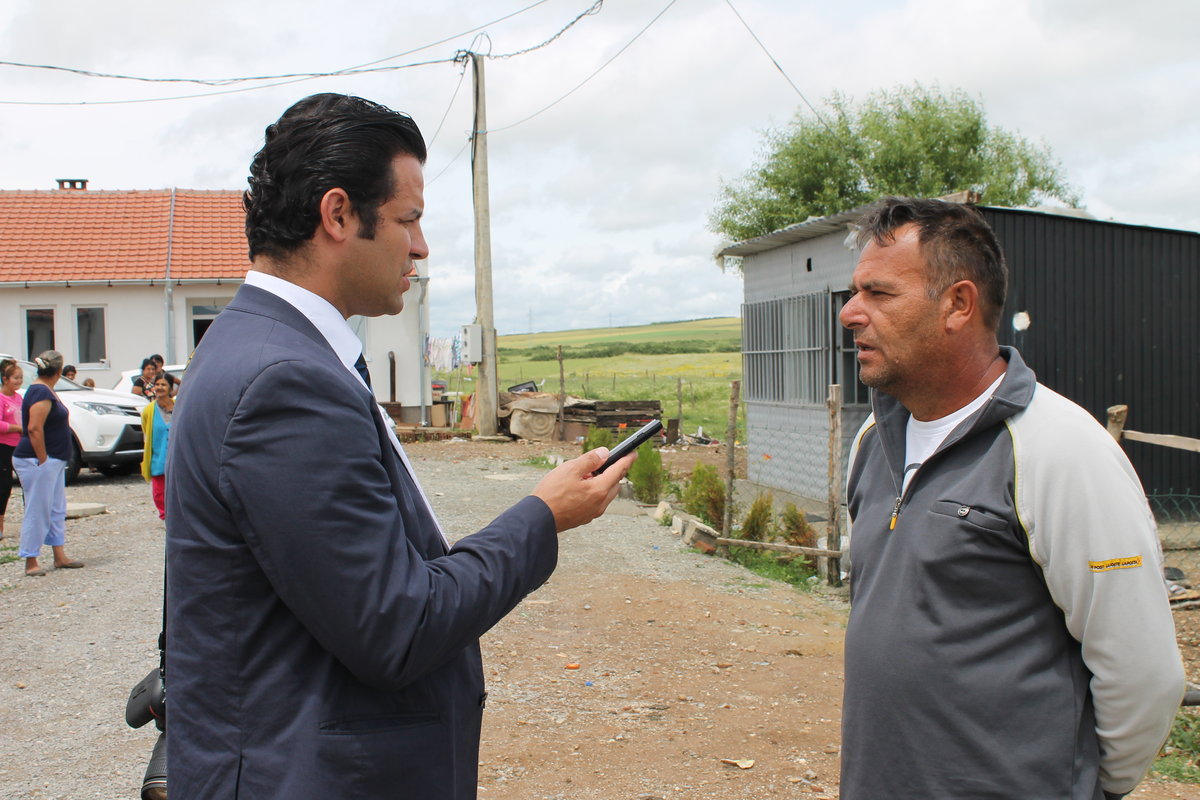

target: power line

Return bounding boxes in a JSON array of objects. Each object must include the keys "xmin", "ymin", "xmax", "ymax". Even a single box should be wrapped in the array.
[
  {"xmin": 426, "ymin": 140, "xmax": 472, "ymax": 187},
  {"xmin": 487, "ymin": 0, "xmax": 679, "ymax": 134},
  {"xmin": 0, "ymin": 0, "xmax": 583, "ymax": 106},
  {"xmin": 427, "ymin": 48, "xmax": 474, "ymax": 149},
  {"xmin": 0, "ymin": 0, "xmax": 557, "ymax": 88},
  {"xmin": 0, "ymin": 58, "xmax": 455, "ymax": 106},
  {"xmin": 721, "ymin": 0, "xmax": 835, "ymax": 135},
  {"xmin": 488, "ymin": 1, "xmax": 603, "ymax": 59}
]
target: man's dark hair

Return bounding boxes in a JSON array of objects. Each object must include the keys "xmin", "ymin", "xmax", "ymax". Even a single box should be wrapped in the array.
[
  {"xmin": 243, "ymin": 93, "xmax": 427, "ymax": 261},
  {"xmin": 141, "ymin": 358, "xmax": 156, "ymax": 370},
  {"xmin": 856, "ymin": 197, "xmax": 1008, "ymax": 330}
]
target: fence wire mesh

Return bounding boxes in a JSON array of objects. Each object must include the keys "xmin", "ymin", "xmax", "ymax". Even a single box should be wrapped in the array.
[{"xmin": 1152, "ymin": 494, "xmax": 1200, "ymax": 581}]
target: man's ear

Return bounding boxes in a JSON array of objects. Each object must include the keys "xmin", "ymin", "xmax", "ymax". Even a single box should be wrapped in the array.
[
  {"xmin": 944, "ymin": 279, "xmax": 980, "ymax": 333},
  {"xmin": 318, "ymin": 188, "xmax": 353, "ymax": 242}
]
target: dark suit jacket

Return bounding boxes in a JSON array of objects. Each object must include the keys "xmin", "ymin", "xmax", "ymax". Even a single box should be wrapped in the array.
[{"xmin": 165, "ymin": 285, "xmax": 557, "ymax": 799}]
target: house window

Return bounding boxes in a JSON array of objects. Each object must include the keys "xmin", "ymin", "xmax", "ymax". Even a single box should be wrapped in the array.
[
  {"xmin": 25, "ymin": 308, "xmax": 55, "ymax": 360},
  {"xmin": 742, "ymin": 291, "xmax": 831, "ymax": 405},
  {"xmin": 189, "ymin": 298, "xmax": 233, "ymax": 350},
  {"xmin": 75, "ymin": 307, "xmax": 107, "ymax": 364},
  {"xmin": 833, "ymin": 291, "xmax": 870, "ymax": 406}
]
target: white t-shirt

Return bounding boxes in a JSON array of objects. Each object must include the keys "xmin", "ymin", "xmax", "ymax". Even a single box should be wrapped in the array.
[{"xmin": 901, "ymin": 373, "xmax": 1006, "ymax": 495}]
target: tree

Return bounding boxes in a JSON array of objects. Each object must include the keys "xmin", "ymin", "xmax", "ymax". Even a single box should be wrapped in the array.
[{"xmin": 710, "ymin": 84, "xmax": 1080, "ymax": 244}]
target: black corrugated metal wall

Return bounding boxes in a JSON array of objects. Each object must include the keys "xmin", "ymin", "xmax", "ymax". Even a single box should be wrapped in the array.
[{"xmin": 985, "ymin": 208, "xmax": 1200, "ymax": 497}]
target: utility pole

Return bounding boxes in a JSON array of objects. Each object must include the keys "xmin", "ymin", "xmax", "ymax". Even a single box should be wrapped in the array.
[{"xmin": 469, "ymin": 51, "xmax": 499, "ymax": 436}]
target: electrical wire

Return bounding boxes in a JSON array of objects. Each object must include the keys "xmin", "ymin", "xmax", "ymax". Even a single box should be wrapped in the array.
[
  {"xmin": 426, "ymin": 139, "xmax": 472, "ymax": 187},
  {"xmin": 721, "ymin": 0, "xmax": 838, "ymax": 135},
  {"xmin": 426, "ymin": 40, "xmax": 476, "ymax": 149},
  {"xmin": 488, "ymin": 0, "xmax": 603, "ymax": 59},
  {"xmin": 486, "ymin": 0, "xmax": 678, "ymax": 134},
  {"xmin": 0, "ymin": 0, "xmax": 556, "ymax": 87},
  {"xmin": 0, "ymin": 58, "xmax": 455, "ymax": 106}
]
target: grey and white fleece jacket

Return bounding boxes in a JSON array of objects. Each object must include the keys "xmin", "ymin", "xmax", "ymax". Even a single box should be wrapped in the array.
[{"xmin": 841, "ymin": 347, "xmax": 1184, "ymax": 800}]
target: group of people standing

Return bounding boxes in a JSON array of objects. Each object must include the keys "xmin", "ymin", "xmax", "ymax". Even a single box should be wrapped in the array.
[
  {"xmin": 139, "ymin": 367, "xmax": 174, "ymax": 521},
  {"xmin": 132, "ymin": 353, "xmax": 177, "ymax": 520},
  {"xmin": 0, "ymin": 352, "xmax": 84, "ymax": 577},
  {"xmin": 0, "ymin": 350, "xmax": 178, "ymax": 576}
]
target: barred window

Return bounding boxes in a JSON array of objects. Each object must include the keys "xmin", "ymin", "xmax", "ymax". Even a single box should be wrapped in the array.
[
  {"xmin": 743, "ymin": 290, "xmax": 870, "ymax": 406},
  {"xmin": 742, "ymin": 292, "xmax": 830, "ymax": 404}
]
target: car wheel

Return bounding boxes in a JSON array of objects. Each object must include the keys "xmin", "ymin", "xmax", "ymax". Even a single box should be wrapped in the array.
[{"xmin": 64, "ymin": 440, "xmax": 82, "ymax": 486}]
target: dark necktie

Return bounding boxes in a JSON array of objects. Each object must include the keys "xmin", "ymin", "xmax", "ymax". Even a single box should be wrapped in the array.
[{"xmin": 354, "ymin": 353, "xmax": 372, "ymax": 388}]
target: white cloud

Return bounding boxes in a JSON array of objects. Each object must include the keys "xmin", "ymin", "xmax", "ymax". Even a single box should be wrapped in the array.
[{"xmin": 1, "ymin": 0, "xmax": 1196, "ymax": 340}]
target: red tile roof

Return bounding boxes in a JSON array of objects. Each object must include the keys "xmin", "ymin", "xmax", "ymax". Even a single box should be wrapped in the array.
[{"xmin": 0, "ymin": 189, "xmax": 249, "ymax": 283}]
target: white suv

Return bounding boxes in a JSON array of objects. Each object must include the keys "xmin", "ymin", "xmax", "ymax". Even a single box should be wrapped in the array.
[{"xmin": 5, "ymin": 356, "xmax": 148, "ymax": 484}]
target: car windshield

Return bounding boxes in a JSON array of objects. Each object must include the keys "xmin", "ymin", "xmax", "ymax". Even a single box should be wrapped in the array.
[{"xmin": 14, "ymin": 361, "xmax": 86, "ymax": 392}]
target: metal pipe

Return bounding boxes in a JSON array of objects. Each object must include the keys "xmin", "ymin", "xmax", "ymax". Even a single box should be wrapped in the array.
[
  {"xmin": 164, "ymin": 188, "xmax": 177, "ymax": 363},
  {"xmin": 415, "ymin": 274, "xmax": 431, "ymax": 427}
]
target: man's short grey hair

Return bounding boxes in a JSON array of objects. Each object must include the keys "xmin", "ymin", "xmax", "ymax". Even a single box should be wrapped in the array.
[{"xmin": 856, "ymin": 197, "xmax": 1008, "ymax": 330}]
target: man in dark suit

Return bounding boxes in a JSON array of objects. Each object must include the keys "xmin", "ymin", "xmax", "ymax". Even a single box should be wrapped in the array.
[{"xmin": 165, "ymin": 93, "xmax": 633, "ymax": 799}]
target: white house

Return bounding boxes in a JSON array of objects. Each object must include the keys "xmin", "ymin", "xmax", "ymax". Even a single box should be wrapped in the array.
[{"xmin": 0, "ymin": 180, "xmax": 432, "ymax": 419}]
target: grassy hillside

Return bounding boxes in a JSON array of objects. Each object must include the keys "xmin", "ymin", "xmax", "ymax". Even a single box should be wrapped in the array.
[
  {"xmin": 440, "ymin": 317, "xmax": 746, "ymax": 440},
  {"xmin": 498, "ymin": 317, "xmax": 741, "ymax": 349}
]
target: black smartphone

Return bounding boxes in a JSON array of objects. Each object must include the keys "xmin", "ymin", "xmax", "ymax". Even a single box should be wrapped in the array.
[{"xmin": 592, "ymin": 419, "xmax": 663, "ymax": 475}]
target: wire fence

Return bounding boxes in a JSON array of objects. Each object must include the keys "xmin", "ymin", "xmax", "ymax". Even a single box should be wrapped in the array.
[{"xmin": 1152, "ymin": 494, "xmax": 1200, "ymax": 579}]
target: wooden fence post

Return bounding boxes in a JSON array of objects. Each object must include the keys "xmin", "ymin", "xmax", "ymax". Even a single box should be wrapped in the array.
[
  {"xmin": 827, "ymin": 384, "xmax": 843, "ymax": 586},
  {"xmin": 723, "ymin": 380, "xmax": 740, "ymax": 537},
  {"xmin": 556, "ymin": 345, "xmax": 565, "ymax": 440},
  {"xmin": 1106, "ymin": 404, "xmax": 1128, "ymax": 442}
]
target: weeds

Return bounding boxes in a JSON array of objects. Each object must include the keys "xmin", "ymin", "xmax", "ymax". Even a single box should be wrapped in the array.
[
  {"xmin": 627, "ymin": 441, "xmax": 666, "ymax": 504},
  {"xmin": 780, "ymin": 503, "xmax": 817, "ymax": 548},
  {"xmin": 581, "ymin": 426, "xmax": 614, "ymax": 454},
  {"xmin": 740, "ymin": 493, "xmax": 774, "ymax": 542},
  {"xmin": 1156, "ymin": 709, "xmax": 1200, "ymax": 783},
  {"xmin": 682, "ymin": 463, "xmax": 725, "ymax": 529},
  {"xmin": 724, "ymin": 547, "xmax": 816, "ymax": 589}
]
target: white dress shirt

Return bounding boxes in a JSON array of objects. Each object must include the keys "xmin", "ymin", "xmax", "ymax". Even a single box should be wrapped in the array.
[{"xmin": 244, "ymin": 270, "xmax": 448, "ymax": 545}]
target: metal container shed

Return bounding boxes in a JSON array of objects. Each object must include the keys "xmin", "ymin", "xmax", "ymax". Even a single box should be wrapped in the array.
[{"xmin": 722, "ymin": 204, "xmax": 1200, "ymax": 505}]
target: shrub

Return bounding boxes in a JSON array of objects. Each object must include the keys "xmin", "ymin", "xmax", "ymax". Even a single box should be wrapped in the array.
[
  {"xmin": 725, "ymin": 547, "xmax": 817, "ymax": 588},
  {"xmin": 740, "ymin": 493, "xmax": 774, "ymax": 542},
  {"xmin": 780, "ymin": 503, "xmax": 817, "ymax": 548},
  {"xmin": 682, "ymin": 463, "xmax": 725, "ymax": 528},
  {"xmin": 627, "ymin": 440, "xmax": 666, "ymax": 504},
  {"xmin": 1156, "ymin": 710, "xmax": 1200, "ymax": 783},
  {"xmin": 582, "ymin": 426, "xmax": 614, "ymax": 454}
]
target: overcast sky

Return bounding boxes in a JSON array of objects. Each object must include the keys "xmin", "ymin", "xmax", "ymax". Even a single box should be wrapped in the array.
[{"xmin": 2, "ymin": 0, "xmax": 1197, "ymax": 338}]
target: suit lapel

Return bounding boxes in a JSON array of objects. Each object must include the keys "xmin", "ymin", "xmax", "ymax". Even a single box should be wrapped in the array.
[{"xmin": 225, "ymin": 283, "xmax": 449, "ymax": 558}]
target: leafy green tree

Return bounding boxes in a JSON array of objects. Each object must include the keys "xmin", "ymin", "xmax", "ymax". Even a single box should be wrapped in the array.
[{"xmin": 710, "ymin": 84, "xmax": 1080, "ymax": 243}]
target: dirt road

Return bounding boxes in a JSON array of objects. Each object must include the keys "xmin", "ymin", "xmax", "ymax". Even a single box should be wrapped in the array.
[{"xmin": 0, "ymin": 439, "xmax": 1194, "ymax": 799}]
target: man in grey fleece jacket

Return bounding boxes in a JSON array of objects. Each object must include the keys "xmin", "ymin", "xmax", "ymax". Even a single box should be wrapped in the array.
[{"xmin": 839, "ymin": 197, "xmax": 1183, "ymax": 799}]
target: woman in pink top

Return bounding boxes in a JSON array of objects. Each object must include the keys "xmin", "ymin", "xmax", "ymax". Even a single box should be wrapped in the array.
[{"xmin": 0, "ymin": 359, "xmax": 24, "ymax": 540}]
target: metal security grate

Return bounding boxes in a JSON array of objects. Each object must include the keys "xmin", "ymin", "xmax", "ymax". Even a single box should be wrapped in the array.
[{"xmin": 742, "ymin": 291, "xmax": 830, "ymax": 405}]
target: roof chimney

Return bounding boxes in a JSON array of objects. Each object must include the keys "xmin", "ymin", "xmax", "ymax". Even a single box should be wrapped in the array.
[{"xmin": 55, "ymin": 178, "xmax": 88, "ymax": 191}]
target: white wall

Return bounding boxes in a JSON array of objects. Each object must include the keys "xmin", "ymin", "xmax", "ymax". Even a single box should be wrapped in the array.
[
  {"xmin": 0, "ymin": 281, "xmax": 424, "ymax": 403},
  {"xmin": 1, "ymin": 284, "xmax": 172, "ymax": 387},
  {"xmin": 362, "ymin": 306, "xmax": 422, "ymax": 408}
]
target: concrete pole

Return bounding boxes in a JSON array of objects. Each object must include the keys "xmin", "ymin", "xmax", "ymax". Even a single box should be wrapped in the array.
[{"xmin": 470, "ymin": 52, "xmax": 499, "ymax": 436}]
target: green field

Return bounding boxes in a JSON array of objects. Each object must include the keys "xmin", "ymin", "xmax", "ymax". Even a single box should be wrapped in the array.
[
  {"xmin": 437, "ymin": 317, "xmax": 745, "ymax": 439},
  {"xmin": 498, "ymin": 317, "xmax": 741, "ymax": 349}
]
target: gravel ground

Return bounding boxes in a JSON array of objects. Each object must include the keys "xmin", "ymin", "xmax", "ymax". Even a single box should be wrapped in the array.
[{"xmin": 0, "ymin": 441, "xmax": 1194, "ymax": 799}]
